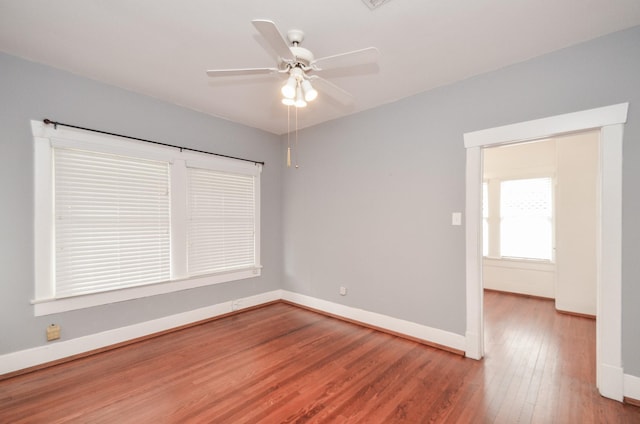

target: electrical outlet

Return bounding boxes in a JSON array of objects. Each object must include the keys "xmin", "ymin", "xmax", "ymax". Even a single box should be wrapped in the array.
[
  {"xmin": 340, "ymin": 286, "xmax": 347, "ymax": 296},
  {"xmin": 46, "ymin": 324, "xmax": 60, "ymax": 341}
]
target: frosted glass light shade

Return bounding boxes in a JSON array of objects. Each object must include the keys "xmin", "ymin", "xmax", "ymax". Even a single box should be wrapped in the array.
[
  {"xmin": 281, "ymin": 76, "xmax": 297, "ymax": 99},
  {"xmin": 301, "ymin": 80, "xmax": 318, "ymax": 102}
]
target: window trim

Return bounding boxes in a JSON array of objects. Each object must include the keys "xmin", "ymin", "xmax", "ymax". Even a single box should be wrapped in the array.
[{"xmin": 32, "ymin": 120, "xmax": 262, "ymax": 316}]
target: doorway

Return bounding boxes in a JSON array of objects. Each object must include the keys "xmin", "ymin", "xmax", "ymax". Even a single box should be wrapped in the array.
[
  {"xmin": 482, "ymin": 132, "xmax": 599, "ymax": 315},
  {"xmin": 463, "ymin": 103, "xmax": 628, "ymax": 401}
]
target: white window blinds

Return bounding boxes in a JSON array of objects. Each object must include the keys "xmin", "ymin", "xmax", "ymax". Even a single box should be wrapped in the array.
[
  {"xmin": 187, "ymin": 167, "xmax": 256, "ymax": 276},
  {"xmin": 54, "ymin": 148, "xmax": 170, "ymax": 297}
]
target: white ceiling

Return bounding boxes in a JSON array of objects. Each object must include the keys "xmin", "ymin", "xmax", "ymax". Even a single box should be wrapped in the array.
[{"xmin": 1, "ymin": 0, "xmax": 640, "ymax": 135}]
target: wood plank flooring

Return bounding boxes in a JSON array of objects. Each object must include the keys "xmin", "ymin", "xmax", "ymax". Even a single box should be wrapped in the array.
[{"xmin": 1, "ymin": 291, "xmax": 639, "ymax": 423}]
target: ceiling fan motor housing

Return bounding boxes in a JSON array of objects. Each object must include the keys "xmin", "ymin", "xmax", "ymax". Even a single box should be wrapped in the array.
[
  {"xmin": 285, "ymin": 29, "xmax": 314, "ymax": 67},
  {"xmin": 289, "ymin": 46, "xmax": 314, "ymax": 67}
]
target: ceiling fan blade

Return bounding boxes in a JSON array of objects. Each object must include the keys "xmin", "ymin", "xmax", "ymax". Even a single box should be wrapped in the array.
[
  {"xmin": 309, "ymin": 76, "xmax": 354, "ymax": 105},
  {"xmin": 206, "ymin": 67, "xmax": 278, "ymax": 77},
  {"xmin": 312, "ymin": 47, "xmax": 379, "ymax": 71},
  {"xmin": 252, "ymin": 19, "xmax": 295, "ymax": 62}
]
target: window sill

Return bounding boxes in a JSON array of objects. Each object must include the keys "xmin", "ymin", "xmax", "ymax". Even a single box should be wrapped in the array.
[
  {"xmin": 31, "ymin": 267, "xmax": 261, "ymax": 316},
  {"xmin": 483, "ymin": 257, "xmax": 555, "ymax": 272}
]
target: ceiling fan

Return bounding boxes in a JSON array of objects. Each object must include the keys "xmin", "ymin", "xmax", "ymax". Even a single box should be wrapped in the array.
[{"xmin": 206, "ymin": 20, "xmax": 379, "ymax": 108}]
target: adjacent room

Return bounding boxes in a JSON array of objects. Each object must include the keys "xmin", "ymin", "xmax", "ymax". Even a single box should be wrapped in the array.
[{"xmin": 1, "ymin": 1, "xmax": 640, "ymax": 422}]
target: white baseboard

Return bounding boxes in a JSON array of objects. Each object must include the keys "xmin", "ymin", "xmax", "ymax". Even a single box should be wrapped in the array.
[
  {"xmin": 599, "ymin": 363, "xmax": 624, "ymax": 402},
  {"xmin": 280, "ymin": 290, "xmax": 466, "ymax": 352},
  {"xmin": 0, "ymin": 290, "xmax": 281, "ymax": 376},
  {"xmin": 464, "ymin": 330, "xmax": 482, "ymax": 360},
  {"xmin": 1, "ymin": 290, "xmax": 473, "ymax": 377},
  {"xmin": 624, "ymin": 373, "xmax": 640, "ymax": 402}
]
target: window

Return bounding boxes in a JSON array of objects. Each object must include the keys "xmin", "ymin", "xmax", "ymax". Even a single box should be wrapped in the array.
[
  {"xmin": 499, "ymin": 178, "xmax": 553, "ymax": 260},
  {"xmin": 54, "ymin": 148, "xmax": 171, "ymax": 298},
  {"xmin": 483, "ymin": 177, "xmax": 554, "ymax": 261},
  {"xmin": 187, "ymin": 167, "xmax": 256, "ymax": 276},
  {"xmin": 33, "ymin": 121, "xmax": 261, "ymax": 315}
]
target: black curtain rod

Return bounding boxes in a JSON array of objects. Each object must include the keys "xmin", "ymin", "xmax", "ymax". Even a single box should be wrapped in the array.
[{"xmin": 43, "ymin": 119, "xmax": 265, "ymax": 166}]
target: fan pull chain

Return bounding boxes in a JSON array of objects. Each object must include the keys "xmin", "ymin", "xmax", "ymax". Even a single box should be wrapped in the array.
[
  {"xmin": 287, "ymin": 107, "xmax": 291, "ymax": 168},
  {"xmin": 295, "ymin": 106, "xmax": 299, "ymax": 168}
]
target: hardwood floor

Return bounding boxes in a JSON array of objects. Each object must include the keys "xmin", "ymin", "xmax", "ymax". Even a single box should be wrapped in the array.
[{"xmin": 1, "ymin": 291, "xmax": 639, "ymax": 423}]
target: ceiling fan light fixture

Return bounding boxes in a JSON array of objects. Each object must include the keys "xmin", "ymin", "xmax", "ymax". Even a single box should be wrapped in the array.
[
  {"xmin": 294, "ymin": 86, "xmax": 307, "ymax": 108},
  {"xmin": 281, "ymin": 75, "xmax": 297, "ymax": 99},
  {"xmin": 206, "ymin": 20, "xmax": 377, "ymax": 112},
  {"xmin": 301, "ymin": 79, "xmax": 318, "ymax": 102}
]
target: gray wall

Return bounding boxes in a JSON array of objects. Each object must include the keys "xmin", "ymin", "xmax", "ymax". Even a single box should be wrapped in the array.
[
  {"xmin": 282, "ymin": 26, "xmax": 640, "ymax": 375},
  {"xmin": 0, "ymin": 53, "xmax": 283, "ymax": 355}
]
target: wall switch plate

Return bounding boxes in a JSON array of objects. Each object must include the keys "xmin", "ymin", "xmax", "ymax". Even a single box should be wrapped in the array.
[
  {"xmin": 452, "ymin": 212, "xmax": 462, "ymax": 226},
  {"xmin": 47, "ymin": 324, "xmax": 60, "ymax": 341},
  {"xmin": 340, "ymin": 286, "xmax": 347, "ymax": 296}
]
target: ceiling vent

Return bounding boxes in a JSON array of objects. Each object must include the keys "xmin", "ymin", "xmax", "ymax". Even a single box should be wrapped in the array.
[{"xmin": 362, "ymin": 0, "xmax": 392, "ymax": 10}]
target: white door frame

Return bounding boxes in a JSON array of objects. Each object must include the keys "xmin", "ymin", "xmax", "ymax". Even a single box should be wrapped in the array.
[{"xmin": 463, "ymin": 103, "xmax": 628, "ymax": 402}]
